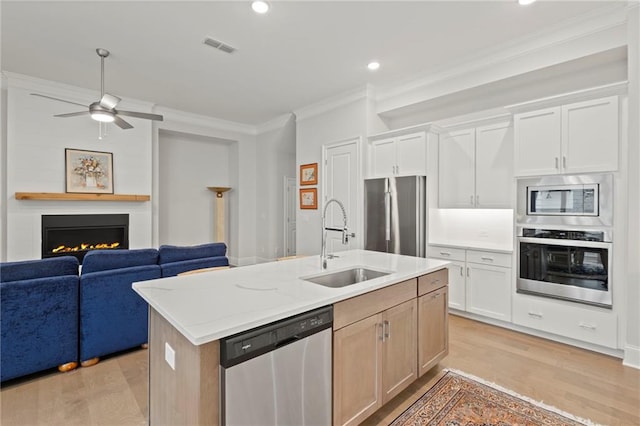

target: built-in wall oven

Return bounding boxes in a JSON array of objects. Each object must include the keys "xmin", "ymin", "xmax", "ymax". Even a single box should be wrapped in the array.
[{"xmin": 516, "ymin": 174, "xmax": 613, "ymax": 308}]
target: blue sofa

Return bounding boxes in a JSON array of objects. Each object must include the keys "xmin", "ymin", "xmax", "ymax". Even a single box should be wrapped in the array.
[
  {"xmin": 0, "ymin": 256, "xmax": 79, "ymax": 382},
  {"xmin": 158, "ymin": 242, "xmax": 229, "ymax": 277},
  {"xmin": 79, "ymin": 248, "xmax": 161, "ymax": 365}
]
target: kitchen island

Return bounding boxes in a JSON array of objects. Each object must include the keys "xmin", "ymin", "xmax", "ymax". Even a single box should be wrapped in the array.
[{"xmin": 133, "ymin": 249, "xmax": 450, "ymax": 426}]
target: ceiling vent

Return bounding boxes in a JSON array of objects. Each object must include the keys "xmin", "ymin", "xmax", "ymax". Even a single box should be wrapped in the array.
[{"xmin": 204, "ymin": 37, "xmax": 236, "ymax": 54}]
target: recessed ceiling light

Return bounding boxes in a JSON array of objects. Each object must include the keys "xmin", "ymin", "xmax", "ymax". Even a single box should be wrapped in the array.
[
  {"xmin": 252, "ymin": 1, "xmax": 270, "ymax": 14},
  {"xmin": 367, "ymin": 61, "xmax": 380, "ymax": 71},
  {"xmin": 518, "ymin": 0, "xmax": 536, "ymax": 5}
]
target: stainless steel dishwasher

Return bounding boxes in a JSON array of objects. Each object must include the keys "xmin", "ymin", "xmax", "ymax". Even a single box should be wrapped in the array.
[{"xmin": 220, "ymin": 306, "xmax": 333, "ymax": 426}]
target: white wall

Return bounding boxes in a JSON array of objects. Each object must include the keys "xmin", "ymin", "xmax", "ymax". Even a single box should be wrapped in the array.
[
  {"xmin": 158, "ymin": 129, "xmax": 231, "ymax": 246},
  {"xmin": 4, "ymin": 74, "xmax": 153, "ymax": 261},
  {"xmin": 255, "ymin": 114, "xmax": 296, "ymax": 262},
  {"xmin": 295, "ymin": 91, "xmax": 369, "ymax": 255}
]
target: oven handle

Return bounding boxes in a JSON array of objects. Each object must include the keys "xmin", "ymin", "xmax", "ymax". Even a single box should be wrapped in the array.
[{"xmin": 518, "ymin": 237, "xmax": 611, "ymax": 249}]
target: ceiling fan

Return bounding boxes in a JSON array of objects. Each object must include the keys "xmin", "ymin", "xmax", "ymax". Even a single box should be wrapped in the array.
[{"xmin": 31, "ymin": 48, "xmax": 163, "ymax": 129}]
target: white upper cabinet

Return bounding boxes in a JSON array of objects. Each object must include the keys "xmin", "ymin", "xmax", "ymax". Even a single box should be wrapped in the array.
[
  {"xmin": 368, "ymin": 131, "xmax": 428, "ymax": 177},
  {"xmin": 514, "ymin": 96, "xmax": 619, "ymax": 176},
  {"xmin": 438, "ymin": 121, "xmax": 513, "ymax": 209}
]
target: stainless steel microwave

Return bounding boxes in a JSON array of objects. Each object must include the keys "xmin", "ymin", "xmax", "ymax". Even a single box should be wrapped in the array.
[{"xmin": 517, "ymin": 174, "xmax": 613, "ymax": 228}]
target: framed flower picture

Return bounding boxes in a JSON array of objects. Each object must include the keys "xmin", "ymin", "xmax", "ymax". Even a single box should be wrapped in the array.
[
  {"xmin": 65, "ymin": 148, "xmax": 114, "ymax": 194},
  {"xmin": 300, "ymin": 163, "xmax": 318, "ymax": 186},
  {"xmin": 300, "ymin": 188, "xmax": 317, "ymax": 209}
]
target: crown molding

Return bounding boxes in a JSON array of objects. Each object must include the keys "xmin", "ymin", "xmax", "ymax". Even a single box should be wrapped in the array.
[
  {"xmin": 294, "ymin": 84, "xmax": 374, "ymax": 122},
  {"xmin": 256, "ymin": 113, "xmax": 294, "ymax": 134},
  {"xmin": 376, "ymin": 3, "xmax": 630, "ymax": 113},
  {"xmin": 153, "ymin": 105, "xmax": 256, "ymax": 136}
]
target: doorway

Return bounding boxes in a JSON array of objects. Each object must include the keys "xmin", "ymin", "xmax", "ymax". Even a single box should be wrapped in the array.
[{"xmin": 283, "ymin": 177, "xmax": 297, "ymax": 257}]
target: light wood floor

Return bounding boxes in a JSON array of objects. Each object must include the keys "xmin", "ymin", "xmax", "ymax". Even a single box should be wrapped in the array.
[{"xmin": 2, "ymin": 315, "xmax": 639, "ymax": 425}]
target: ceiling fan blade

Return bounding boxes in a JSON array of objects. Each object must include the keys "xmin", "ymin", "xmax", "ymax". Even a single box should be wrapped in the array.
[
  {"xmin": 99, "ymin": 93, "xmax": 121, "ymax": 110},
  {"xmin": 113, "ymin": 115, "xmax": 134, "ymax": 129},
  {"xmin": 54, "ymin": 111, "xmax": 90, "ymax": 118},
  {"xmin": 117, "ymin": 110, "xmax": 164, "ymax": 121},
  {"xmin": 31, "ymin": 93, "xmax": 87, "ymax": 108}
]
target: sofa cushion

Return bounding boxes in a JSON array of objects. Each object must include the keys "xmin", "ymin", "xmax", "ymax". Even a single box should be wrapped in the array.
[
  {"xmin": 82, "ymin": 248, "xmax": 159, "ymax": 274},
  {"xmin": 0, "ymin": 256, "xmax": 78, "ymax": 283},
  {"xmin": 160, "ymin": 256, "xmax": 230, "ymax": 277},
  {"xmin": 158, "ymin": 243, "xmax": 227, "ymax": 264}
]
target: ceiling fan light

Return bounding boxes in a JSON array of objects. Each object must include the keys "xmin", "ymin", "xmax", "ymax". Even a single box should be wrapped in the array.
[
  {"xmin": 91, "ymin": 111, "xmax": 115, "ymax": 123},
  {"xmin": 251, "ymin": 1, "xmax": 269, "ymax": 14}
]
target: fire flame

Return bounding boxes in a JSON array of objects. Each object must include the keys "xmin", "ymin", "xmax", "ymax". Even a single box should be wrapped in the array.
[{"xmin": 51, "ymin": 242, "xmax": 120, "ymax": 253}]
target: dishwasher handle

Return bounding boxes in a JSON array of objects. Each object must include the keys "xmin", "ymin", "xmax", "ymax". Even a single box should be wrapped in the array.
[{"xmin": 275, "ymin": 335, "xmax": 301, "ymax": 348}]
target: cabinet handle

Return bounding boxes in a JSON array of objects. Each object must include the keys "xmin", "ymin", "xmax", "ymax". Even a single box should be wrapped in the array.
[
  {"xmin": 396, "ymin": 165, "xmax": 399, "ymax": 175},
  {"xmin": 480, "ymin": 256, "xmax": 494, "ymax": 262},
  {"xmin": 563, "ymin": 156, "xmax": 567, "ymax": 169},
  {"xmin": 439, "ymin": 251, "xmax": 451, "ymax": 257},
  {"xmin": 432, "ymin": 291, "xmax": 442, "ymax": 300},
  {"xmin": 431, "ymin": 279, "xmax": 440, "ymax": 285},
  {"xmin": 579, "ymin": 322, "xmax": 597, "ymax": 330},
  {"xmin": 459, "ymin": 267, "xmax": 463, "ymax": 277},
  {"xmin": 379, "ymin": 322, "xmax": 385, "ymax": 342},
  {"xmin": 555, "ymin": 157, "xmax": 559, "ymax": 169},
  {"xmin": 384, "ymin": 320, "xmax": 390, "ymax": 339},
  {"xmin": 470, "ymin": 195, "xmax": 474, "ymax": 205},
  {"xmin": 528, "ymin": 312, "xmax": 543, "ymax": 319},
  {"xmin": 476, "ymin": 195, "xmax": 479, "ymax": 206},
  {"xmin": 466, "ymin": 267, "xmax": 470, "ymax": 277}
]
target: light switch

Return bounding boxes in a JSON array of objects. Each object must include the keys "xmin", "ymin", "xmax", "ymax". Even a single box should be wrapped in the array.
[{"xmin": 165, "ymin": 342, "xmax": 176, "ymax": 370}]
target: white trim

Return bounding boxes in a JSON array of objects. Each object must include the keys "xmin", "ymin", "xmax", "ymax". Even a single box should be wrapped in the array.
[
  {"xmin": 294, "ymin": 85, "xmax": 373, "ymax": 122},
  {"xmin": 623, "ymin": 344, "xmax": 640, "ymax": 370},
  {"xmin": 256, "ymin": 113, "xmax": 293, "ymax": 134},
  {"xmin": 504, "ymin": 81, "xmax": 628, "ymax": 113},
  {"xmin": 435, "ymin": 112, "xmax": 513, "ymax": 131},
  {"xmin": 443, "ymin": 369, "xmax": 605, "ymax": 426},
  {"xmin": 155, "ymin": 105, "xmax": 255, "ymax": 136},
  {"xmin": 368, "ymin": 122, "xmax": 443, "ymax": 141}
]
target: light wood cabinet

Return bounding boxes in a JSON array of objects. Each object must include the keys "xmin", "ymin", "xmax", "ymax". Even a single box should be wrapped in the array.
[
  {"xmin": 370, "ymin": 132, "xmax": 427, "ymax": 177},
  {"xmin": 418, "ymin": 287, "xmax": 448, "ymax": 377},
  {"xmin": 514, "ymin": 96, "xmax": 619, "ymax": 176},
  {"xmin": 332, "ymin": 270, "xmax": 447, "ymax": 426},
  {"xmin": 438, "ymin": 121, "xmax": 513, "ymax": 209}
]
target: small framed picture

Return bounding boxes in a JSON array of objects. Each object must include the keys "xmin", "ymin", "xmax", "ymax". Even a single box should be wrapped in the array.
[
  {"xmin": 65, "ymin": 148, "xmax": 114, "ymax": 194},
  {"xmin": 300, "ymin": 188, "xmax": 318, "ymax": 209},
  {"xmin": 300, "ymin": 163, "xmax": 318, "ymax": 186}
]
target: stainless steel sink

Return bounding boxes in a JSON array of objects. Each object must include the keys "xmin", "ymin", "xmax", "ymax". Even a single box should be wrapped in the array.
[{"xmin": 302, "ymin": 267, "xmax": 390, "ymax": 288}]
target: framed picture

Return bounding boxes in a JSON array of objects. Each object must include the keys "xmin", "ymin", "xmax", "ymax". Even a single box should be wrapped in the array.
[
  {"xmin": 300, "ymin": 188, "xmax": 317, "ymax": 209},
  {"xmin": 65, "ymin": 148, "xmax": 114, "ymax": 194},
  {"xmin": 300, "ymin": 163, "xmax": 318, "ymax": 185}
]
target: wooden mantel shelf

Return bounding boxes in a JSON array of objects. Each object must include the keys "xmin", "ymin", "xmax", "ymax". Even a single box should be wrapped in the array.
[{"xmin": 15, "ymin": 192, "xmax": 150, "ymax": 202}]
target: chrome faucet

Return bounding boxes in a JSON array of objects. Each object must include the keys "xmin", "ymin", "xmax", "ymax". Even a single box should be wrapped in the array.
[{"xmin": 321, "ymin": 198, "xmax": 355, "ymax": 269}]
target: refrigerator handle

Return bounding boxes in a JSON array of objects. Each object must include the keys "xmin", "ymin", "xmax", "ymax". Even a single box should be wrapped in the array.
[{"xmin": 384, "ymin": 190, "xmax": 391, "ymax": 241}]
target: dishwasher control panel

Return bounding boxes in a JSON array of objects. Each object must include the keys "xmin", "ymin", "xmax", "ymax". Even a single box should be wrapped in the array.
[{"xmin": 220, "ymin": 305, "xmax": 333, "ymax": 368}]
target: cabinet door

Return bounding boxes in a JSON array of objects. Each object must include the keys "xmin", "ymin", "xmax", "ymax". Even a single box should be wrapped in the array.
[
  {"xmin": 447, "ymin": 261, "xmax": 466, "ymax": 311},
  {"xmin": 514, "ymin": 107, "xmax": 561, "ymax": 176},
  {"xmin": 381, "ymin": 299, "xmax": 417, "ymax": 404},
  {"xmin": 475, "ymin": 122, "xmax": 513, "ymax": 208},
  {"xmin": 395, "ymin": 132, "xmax": 426, "ymax": 176},
  {"xmin": 466, "ymin": 263, "xmax": 512, "ymax": 322},
  {"xmin": 562, "ymin": 96, "xmax": 618, "ymax": 174},
  {"xmin": 370, "ymin": 138, "xmax": 397, "ymax": 177},
  {"xmin": 438, "ymin": 129, "xmax": 475, "ymax": 208},
  {"xmin": 418, "ymin": 287, "xmax": 448, "ymax": 377},
  {"xmin": 333, "ymin": 314, "xmax": 382, "ymax": 426}
]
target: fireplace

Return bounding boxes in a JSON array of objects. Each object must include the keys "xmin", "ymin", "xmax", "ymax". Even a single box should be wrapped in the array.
[{"xmin": 42, "ymin": 214, "xmax": 129, "ymax": 263}]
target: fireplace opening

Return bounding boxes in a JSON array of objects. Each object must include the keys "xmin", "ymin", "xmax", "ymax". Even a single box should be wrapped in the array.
[{"xmin": 42, "ymin": 214, "xmax": 129, "ymax": 263}]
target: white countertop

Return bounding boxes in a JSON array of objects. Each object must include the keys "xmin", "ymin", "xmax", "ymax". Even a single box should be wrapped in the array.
[{"xmin": 133, "ymin": 249, "xmax": 450, "ymax": 346}]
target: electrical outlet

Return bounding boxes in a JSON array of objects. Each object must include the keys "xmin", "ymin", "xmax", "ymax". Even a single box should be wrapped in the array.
[{"xmin": 165, "ymin": 342, "xmax": 175, "ymax": 370}]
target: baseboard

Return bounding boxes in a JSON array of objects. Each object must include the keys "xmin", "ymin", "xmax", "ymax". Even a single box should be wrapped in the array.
[{"xmin": 623, "ymin": 344, "xmax": 640, "ymax": 369}]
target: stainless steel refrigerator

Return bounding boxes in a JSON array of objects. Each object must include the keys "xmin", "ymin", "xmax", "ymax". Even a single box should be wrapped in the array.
[{"xmin": 364, "ymin": 176, "xmax": 426, "ymax": 257}]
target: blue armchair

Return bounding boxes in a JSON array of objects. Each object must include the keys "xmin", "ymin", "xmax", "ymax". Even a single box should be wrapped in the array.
[
  {"xmin": 1, "ymin": 256, "xmax": 80, "ymax": 382},
  {"xmin": 79, "ymin": 249, "xmax": 161, "ymax": 365},
  {"xmin": 158, "ymin": 242, "xmax": 229, "ymax": 277}
]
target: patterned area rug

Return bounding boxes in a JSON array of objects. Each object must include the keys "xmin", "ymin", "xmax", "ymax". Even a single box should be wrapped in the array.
[{"xmin": 391, "ymin": 370, "xmax": 599, "ymax": 426}]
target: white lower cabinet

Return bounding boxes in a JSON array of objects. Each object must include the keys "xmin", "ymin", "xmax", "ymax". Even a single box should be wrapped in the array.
[
  {"xmin": 428, "ymin": 245, "xmax": 512, "ymax": 321},
  {"xmin": 512, "ymin": 293, "xmax": 617, "ymax": 349}
]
